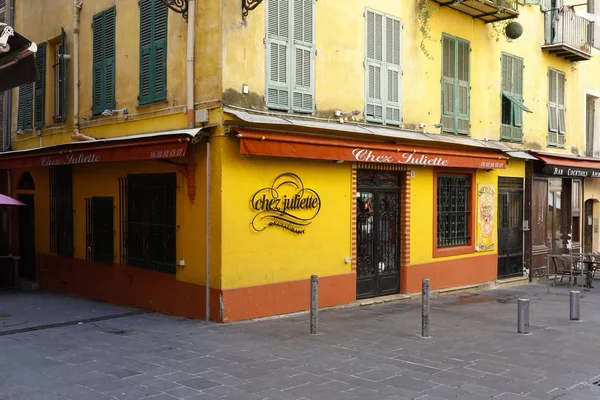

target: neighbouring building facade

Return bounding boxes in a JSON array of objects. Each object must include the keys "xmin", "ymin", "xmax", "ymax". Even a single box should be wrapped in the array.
[{"xmin": 1, "ymin": 0, "xmax": 600, "ymax": 322}]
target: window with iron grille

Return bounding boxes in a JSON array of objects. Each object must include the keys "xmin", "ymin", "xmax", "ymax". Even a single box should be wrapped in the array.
[
  {"xmin": 85, "ymin": 197, "xmax": 114, "ymax": 264},
  {"xmin": 437, "ymin": 174, "xmax": 471, "ymax": 247},
  {"xmin": 119, "ymin": 173, "xmax": 177, "ymax": 274},
  {"xmin": 50, "ymin": 165, "xmax": 74, "ymax": 257},
  {"xmin": 441, "ymin": 34, "xmax": 470, "ymax": 135},
  {"xmin": 548, "ymin": 68, "xmax": 566, "ymax": 147},
  {"xmin": 364, "ymin": 9, "xmax": 402, "ymax": 125},
  {"xmin": 265, "ymin": 0, "xmax": 315, "ymax": 113}
]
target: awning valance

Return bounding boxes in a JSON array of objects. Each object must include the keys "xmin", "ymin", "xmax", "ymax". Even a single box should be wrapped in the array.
[
  {"xmin": 0, "ymin": 128, "xmax": 204, "ymax": 169},
  {"xmin": 236, "ymin": 129, "xmax": 507, "ymax": 169},
  {"xmin": 534, "ymin": 152, "xmax": 600, "ymax": 178}
]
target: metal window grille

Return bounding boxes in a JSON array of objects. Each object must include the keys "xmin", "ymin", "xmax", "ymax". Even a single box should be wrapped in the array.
[
  {"xmin": 50, "ymin": 165, "xmax": 73, "ymax": 257},
  {"xmin": 119, "ymin": 173, "xmax": 177, "ymax": 274},
  {"xmin": 437, "ymin": 175, "xmax": 471, "ymax": 247},
  {"xmin": 85, "ymin": 197, "xmax": 114, "ymax": 264}
]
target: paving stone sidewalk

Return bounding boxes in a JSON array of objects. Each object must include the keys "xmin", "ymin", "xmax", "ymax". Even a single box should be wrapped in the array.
[{"xmin": 1, "ymin": 282, "xmax": 600, "ymax": 400}]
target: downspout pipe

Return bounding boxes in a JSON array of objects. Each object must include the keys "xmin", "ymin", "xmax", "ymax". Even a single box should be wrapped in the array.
[
  {"xmin": 205, "ymin": 138, "xmax": 210, "ymax": 322},
  {"xmin": 186, "ymin": 0, "xmax": 196, "ymax": 128},
  {"xmin": 71, "ymin": 1, "xmax": 93, "ymax": 141}
]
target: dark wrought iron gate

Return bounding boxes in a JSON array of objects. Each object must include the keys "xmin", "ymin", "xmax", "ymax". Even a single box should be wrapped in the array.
[
  {"xmin": 356, "ymin": 171, "xmax": 400, "ymax": 299},
  {"xmin": 497, "ymin": 178, "xmax": 524, "ymax": 279}
]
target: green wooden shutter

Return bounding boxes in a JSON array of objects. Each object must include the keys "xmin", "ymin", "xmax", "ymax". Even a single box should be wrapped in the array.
[
  {"xmin": 557, "ymin": 70, "xmax": 566, "ymax": 146},
  {"xmin": 513, "ymin": 56, "xmax": 524, "ymax": 141},
  {"xmin": 34, "ymin": 42, "xmax": 46, "ymax": 128},
  {"xmin": 104, "ymin": 7, "xmax": 116, "ymax": 111},
  {"xmin": 548, "ymin": 68, "xmax": 558, "ymax": 145},
  {"xmin": 0, "ymin": 0, "xmax": 5, "ymax": 24},
  {"xmin": 153, "ymin": 1, "xmax": 168, "ymax": 102},
  {"xmin": 139, "ymin": 0, "xmax": 167, "ymax": 105},
  {"xmin": 291, "ymin": 0, "xmax": 314, "ymax": 113},
  {"xmin": 384, "ymin": 16, "xmax": 401, "ymax": 125},
  {"xmin": 92, "ymin": 12, "xmax": 105, "ymax": 114},
  {"xmin": 456, "ymin": 39, "xmax": 470, "ymax": 135},
  {"xmin": 139, "ymin": 0, "xmax": 153, "ymax": 105},
  {"xmin": 266, "ymin": 0, "xmax": 290, "ymax": 111},
  {"xmin": 365, "ymin": 10, "xmax": 384, "ymax": 122},
  {"xmin": 441, "ymin": 35, "xmax": 456, "ymax": 133},
  {"xmin": 17, "ymin": 83, "xmax": 33, "ymax": 131}
]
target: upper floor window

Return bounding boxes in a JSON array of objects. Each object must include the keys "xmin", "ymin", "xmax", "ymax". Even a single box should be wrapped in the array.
[
  {"xmin": 265, "ymin": 0, "xmax": 315, "ymax": 113},
  {"xmin": 53, "ymin": 29, "xmax": 67, "ymax": 123},
  {"xmin": 139, "ymin": 0, "xmax": 168, "ymax": 105},
  {"xmin": 441, "ymin": 34, "xmax": 470, "ymax": 135},
  {"xmin": 548, "ymin": 68, "xmax": 566, "ymax": 147},
  {"xmin": 92, "ymin": 7, "xmax": 116, "ymax": 116},
  {"xmin": 364, "ymin": 9, "xmax": 402, "ymax": 125},
  {"xmin": 17, "ymin": 42, "xmax": 46, "ymax": 132},
  {"xmin": 500, "ymin": 53, "xmax": 531, "ymax": 143}
]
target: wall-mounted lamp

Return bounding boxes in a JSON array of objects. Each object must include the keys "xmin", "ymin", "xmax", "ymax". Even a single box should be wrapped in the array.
[
  {"xmin": 101, "ymin": 108, "xmax": 128, "ymax": 117},
  {"xmin": 58, "ymin": 53, "xmax": 72, "ymax": 60}
]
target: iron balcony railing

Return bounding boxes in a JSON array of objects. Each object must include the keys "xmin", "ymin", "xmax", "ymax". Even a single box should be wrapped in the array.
[{"xmin": 544, "ymin": 9, "xmax": 593, "ymax": 55}]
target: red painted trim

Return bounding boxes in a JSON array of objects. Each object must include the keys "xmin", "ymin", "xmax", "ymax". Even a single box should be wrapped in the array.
[
  {"xmin": 0, "ymin": 136, "xmax": 191, "ymax": 169},
  {"xmin": 236, "ymin": 129, "xmax": 507, "ymax": 170},
  {"xmin": 432, "ymin": 169, "xmax": 476, "ymax": 258}
]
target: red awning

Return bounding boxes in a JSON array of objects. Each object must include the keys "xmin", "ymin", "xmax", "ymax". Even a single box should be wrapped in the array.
[
  {"xmin": 534, "ymin": 152, "xmax": 600, "ymax": 178},
  {"xmin": 236, "ymin": 129, "xmax": 507, "ymax": 169},
  {"xmin": 0, "ymin": 130, "xmax": 202, "ymax": 169}
]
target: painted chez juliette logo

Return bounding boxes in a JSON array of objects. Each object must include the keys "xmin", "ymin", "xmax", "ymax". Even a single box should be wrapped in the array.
[
  {"xmin": 250, "ymin": 173, "xmax": 321, "ymax": 235},
  {"xmin": 352, "ymin": 148, "xmax": 450, "ymax": 166}
]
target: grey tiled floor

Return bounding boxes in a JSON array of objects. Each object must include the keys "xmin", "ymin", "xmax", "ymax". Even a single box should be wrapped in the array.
[{"xmin": 1, "ymin": 282, "xmax": 600, "ymax": 399}]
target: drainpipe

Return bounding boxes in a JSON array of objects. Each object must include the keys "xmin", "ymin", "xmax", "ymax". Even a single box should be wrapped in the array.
[
  {"xmin": 71, "ymin": 1, "xmax": 94, "ymax": 141},
  {"xmin": 186, "ymin": 0, "xmax": 196, "ymax": 128},
  {"xmin": 205, "ymin": 138, "xmax": 210, "ymax": 321}
]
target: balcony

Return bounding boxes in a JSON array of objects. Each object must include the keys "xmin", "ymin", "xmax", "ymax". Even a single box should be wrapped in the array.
[
  {"xmin": 542, "ymin": 10, "xmax": 592, "ymax": 62},
  {"xmin": 431, "ymin": 0, "xmax": 519, "ymax": 23}
]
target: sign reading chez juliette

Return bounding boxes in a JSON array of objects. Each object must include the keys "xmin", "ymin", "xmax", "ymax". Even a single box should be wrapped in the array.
[
  {"xmin": 351, "ymin": 149, "xmax": 506, "ymax": 169},
  {"xmin": 544, "ymin": 165, "xmax": 600, "ymax": 178},
  {"xmin": 250, "ymin": 173, "xmax": 321, "ymax": 235}
]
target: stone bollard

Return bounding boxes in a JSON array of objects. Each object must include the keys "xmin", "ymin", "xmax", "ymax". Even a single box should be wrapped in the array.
[
  {"xmin": 310, "ymin": 275, "xmax": 318, "ymax": 334},
  {"xmin": 570, "ymin": 290, "xmax": 580, "ymax": 321},
  {"xmin": 517, "ymin": 299, "xmax": 529, "ymax": 334},
  {"xmin": 422, "ymin": 278, "xmax": 430, "ymax": 338}
]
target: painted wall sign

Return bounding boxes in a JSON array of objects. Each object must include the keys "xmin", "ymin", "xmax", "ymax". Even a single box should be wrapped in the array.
[
  {"xmin": 477, "ymin": 184, "xmax": 495, "ymax": 251},
  {"xmin": 543, "ymin": 165, "xmax": 600, "ymax": 178},
  {"xmin": 238, "ymin": 130, "xmax": 507, "ymax": 170},
  {"xmin": 250, "ymin": 173, "xmax": 321, "ymax": 235}
]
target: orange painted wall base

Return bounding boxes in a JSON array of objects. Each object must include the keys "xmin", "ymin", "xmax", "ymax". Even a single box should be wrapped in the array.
[
  {"xmin": 400, "ymin": 253, "xmax": 497, "ymax": 293},
  {"xmin": 35, "ymin": 254, "xmax": 221, "ymax": 321},
  {"xmin": 220, "ymin": 272, "xmax": 356, "ymax": 322}
]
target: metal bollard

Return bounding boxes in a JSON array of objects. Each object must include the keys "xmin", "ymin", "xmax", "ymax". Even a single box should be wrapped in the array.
[
  {"xmin": 422, "ymin": 278, "xmax": 430, "ymax": 338},
  {"xmin": 310, "ymin": 275, "xmax": 318, "ymax": 334},
  {"xmin": 517, "ymin": 299, "xmax": 529, "ymax": 334},
  {"xmin": 570, "ymin": 290, "xmax": 580, "ymax": 321}
]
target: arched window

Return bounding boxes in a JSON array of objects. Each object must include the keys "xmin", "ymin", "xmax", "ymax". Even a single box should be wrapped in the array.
[{"xmin": 18, "ymin": 172, "xmax": 35, "ymax": 190}]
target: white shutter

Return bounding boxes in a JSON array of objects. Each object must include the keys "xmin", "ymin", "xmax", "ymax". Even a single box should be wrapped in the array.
[
  {"xmin": 266, "ymin": 0, "xmax": 290, "ymax": 110},
  {"xmin": 557, "ymin": 71, "xmax": 566, "ymax": 135},
  {"xmin": 291, "ymin": 0, "xmax": 314, "ymax": 113},
  {"xmin": 384, "ymin": 16, "xmax": 401, "ymax": 125},
  {"xmin": 365, "ymin": 10, "xmax": 384, "ymax": 122}
]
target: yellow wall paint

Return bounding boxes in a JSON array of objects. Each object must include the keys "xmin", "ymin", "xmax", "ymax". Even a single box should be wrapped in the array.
[
  {"xmin": 499, "ymin": 160, "xmax": 526, "ymax": 179},
  {"xmin": 217, "ymin": 136, "xmax": 352, "ymax": 289}
]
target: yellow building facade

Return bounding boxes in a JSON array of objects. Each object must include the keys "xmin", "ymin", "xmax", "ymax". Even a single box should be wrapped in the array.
[{"xmin": 1, "ymin": 0, "xmax": 600, "ymax": 321}]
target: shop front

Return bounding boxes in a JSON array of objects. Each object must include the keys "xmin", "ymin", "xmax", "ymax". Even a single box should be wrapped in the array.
[
  {"xmin": 0, "ymin": 129, "xmax": 214, "ymax": 319},
  {"xmin": 215, "ymin": 118, "xmax": 515, "ymax": 321},
  {"xmin": 527, "ymin": 151, "xmax": 594, "ymax": 277}
]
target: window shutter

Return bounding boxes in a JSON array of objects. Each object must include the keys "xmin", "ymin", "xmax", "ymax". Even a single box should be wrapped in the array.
[
  {"xmin": 34, "ymin": 42, "xmax": 46, "ymax": 128},
  {"xmin": 92, "ymin": 12, "xmax": 105, "ymax": 114},
  {"xmin": 153, "ymin": 1, "xmax": 168, "ymax": 102},
  {"xmin": 17, "ymin": 84, "xmax": 33, "ymax": 131},
  {"xmin": 103, "ymin": 7, "xmax": 116, "ymax": 111},
  {"xmin": 513, "ymin": 57, "xmax": 524, "ymax": 138},
  {"xmin": 456, "ymin": 39, "xmax": 470, "ymax": 135},
  {"xmin": 441, "ymin": 35, "xmax": 456, "ymax": 132},
  {"xmin": 266, "ymin": 0, "xmax": 290, "ymax": 111},
  {"xmin": 548, "ymin": 69, "xmax": 558, "ymax": 145},
  {"xmin": 0, "ymin": 0, "xmax": 5, "ymax": 23},
  {"xmin": 58, "ymin": 28, "xmax": 67, "ymax": 123},
  {"xmin": 384, "ymin": 16, "xmax": 401, "ymax": 125},
  {"xmin": 291, "ymin": 0, "xmax": 314, "ymax": 113},
  {"xmin": 139, "ymin": 0, "xmax": 153, "ymax": 105},
  {"xmin": 365, "ymin": 10, "xmax": 384, "ymax": 122},
  {"xmin": 557, "ymin": 71, "xmax": 566, "ymax": 136}
]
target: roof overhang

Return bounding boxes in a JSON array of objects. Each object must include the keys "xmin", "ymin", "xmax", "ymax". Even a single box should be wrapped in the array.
[
  {"xmin": 0, "ymin": 128, "xmax": 206, "ymax": 169},
  {"xmin": 0, "ymin": 24, "xmax": 38, "ymax": 92}
]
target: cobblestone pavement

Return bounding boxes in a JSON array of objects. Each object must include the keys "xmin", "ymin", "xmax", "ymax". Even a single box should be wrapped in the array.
[{"xmin": 2, "ymin": 282, "xmax": 600, "ymax": 400}]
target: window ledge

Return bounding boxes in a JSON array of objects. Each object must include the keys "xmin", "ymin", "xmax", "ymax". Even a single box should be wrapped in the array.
[
  {"xmin": 433, "ymin": 244, "xmax": 475, "ymax": 258},
  {"xmin": 137, "ymin": 99, "xmax": 168, "ymax": 109}
]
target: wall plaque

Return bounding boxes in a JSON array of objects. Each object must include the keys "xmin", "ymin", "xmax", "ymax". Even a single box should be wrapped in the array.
[{"xmin": 250, "ymin": 173, "xmax": 321, "ymax": 234}]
